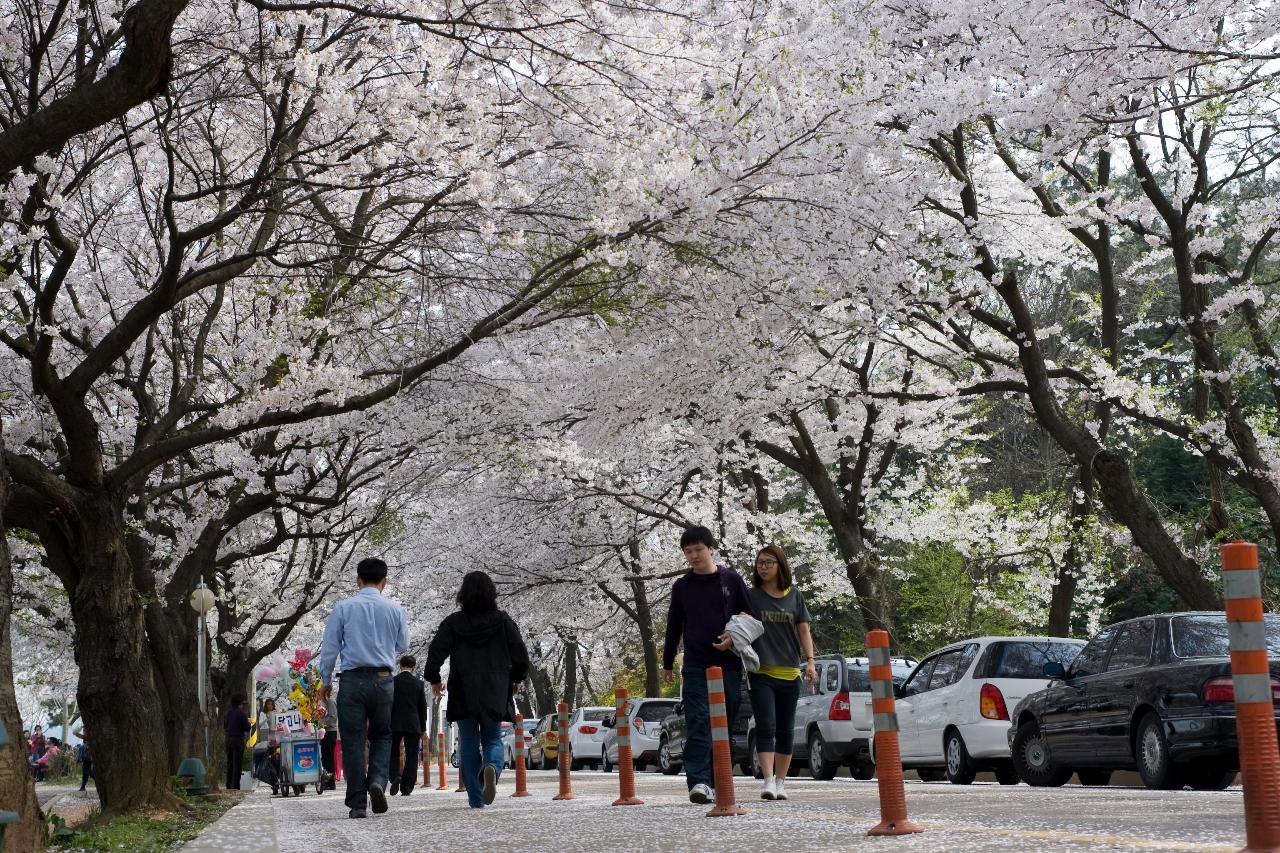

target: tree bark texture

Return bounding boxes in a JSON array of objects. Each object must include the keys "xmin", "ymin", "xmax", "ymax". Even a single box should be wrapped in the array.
[
  {"xmin": 0, "ymin": 427, "xmax": 44, "ymax": 851},
  {"xmin": 59, "ymin": 504, "xmax": 182, "ymax": 814}
]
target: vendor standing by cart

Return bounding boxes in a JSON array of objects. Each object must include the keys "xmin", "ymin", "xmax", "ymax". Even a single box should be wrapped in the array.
[{"xmin": 318, "ymin": 557, "xmax": 410, "ymax": 820}]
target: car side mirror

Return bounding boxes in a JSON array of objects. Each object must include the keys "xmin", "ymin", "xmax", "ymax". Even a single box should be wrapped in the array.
[
  {"xmin": 893, "ymin": 682, "xmax": 905, "ymax": 699},
  {"xmin": 1042, "ymin": 661, "xmax": 1067, "ymax": 680}
]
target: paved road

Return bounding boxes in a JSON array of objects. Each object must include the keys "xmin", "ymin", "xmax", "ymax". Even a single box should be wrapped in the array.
[{"xmin": 192, "ymin": 768, "xmax": 1249, "ymax": 852}]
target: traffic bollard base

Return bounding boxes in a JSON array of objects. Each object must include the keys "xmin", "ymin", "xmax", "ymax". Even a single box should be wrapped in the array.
[
  {"xmin": 868, "ymin": 819, "xmax": 924, "ymax": 836},
  {"xmin": 706, "ymin": 803, "xmax": 746, "ymax": 817},
  {"xmin": 455, "ymin": 784, "xmax": 466, "ymax": 792},
  {"xmin": 552, "ymin": 792, "xmax": 578, "ymax": 800},
  {"xmin": 612, "ymin": 796, "xmax": 644, "ymax": 806},
  {"xmin": 511, "ymin": 790, "xmax": 532, "ymax": 798}
]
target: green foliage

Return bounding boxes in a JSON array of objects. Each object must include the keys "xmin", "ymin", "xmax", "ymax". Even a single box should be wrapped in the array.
[
  {"xmin": 891, "ymin": 544, "xmax": 1023, "ymax": 658},
  {"xmin": 367, "ymin": 507, "xmax": 407, "ymax": 547},
  {"xmin": 805, "ymin": 593, "xmax": 867, "ymax": 656},
  {"xmin": 48, "ymin": 793, "xmax": 241, "ymax": 852}
]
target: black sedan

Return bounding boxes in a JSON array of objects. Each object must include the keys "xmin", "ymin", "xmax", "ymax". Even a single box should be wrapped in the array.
[
  {"xmin": 1008, "ymin": 611, "xmax": 1278, "ymax": 790},
  {"xmin": 657, "ymin": 686, "xmax": 753, "ymax": 776}
]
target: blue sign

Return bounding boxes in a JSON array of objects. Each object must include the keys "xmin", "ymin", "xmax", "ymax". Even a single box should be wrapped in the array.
[{"xmin": 291, "ymin": 740, "xmax": 320, "ymax": 777}]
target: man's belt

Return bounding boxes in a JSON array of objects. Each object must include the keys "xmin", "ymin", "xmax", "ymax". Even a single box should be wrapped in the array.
[{"xmin": 339, "ymin": 666, "xmax": 392, "ymax": 676}]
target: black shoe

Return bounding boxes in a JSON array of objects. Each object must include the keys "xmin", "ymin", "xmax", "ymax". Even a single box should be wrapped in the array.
[
  {"xmin": 368, "ymin": 783, "xmax": 388, "ymax": 814},
  {"xmin": 482, "ymin": 765, "xmax": 497, "ymax": 806},
  {"xmin": 349, "ymin": 808, "xmax": 367, "ymax": 819}
]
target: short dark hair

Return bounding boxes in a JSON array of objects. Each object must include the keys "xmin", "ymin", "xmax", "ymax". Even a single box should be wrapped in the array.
[
  {"xmin": 752, "ymin": 545, "xmax": 794, "ymax": 589},
  {"xmin": 231, "ymin": 693, "xmax": 245, "ymax": 707},
  {"xmin": 399, "ymin": 654, "xmax": 416, "ymax": 669},
  {"xmin": 357, "ymin": 557, "xmax": 388, "ymax": 584},
  {"xmin": 457, "ymin": 570, "xmax": 498, "ymax": 615},
  {"xmin": 679, "ymin": 526, "xmax": 715, "ymax": 550}
]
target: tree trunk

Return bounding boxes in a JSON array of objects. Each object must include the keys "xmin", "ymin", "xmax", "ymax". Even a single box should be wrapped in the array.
[
  {"xmin": 0, "ymin": 425, "xmax": 44, "ymax": 851},
  {"xmin": 144, "ymin": 600, "xmax": 206, "ymax": 779},
  {"xmin": 626, "ymin": 543, "xmax": 661, "ymax": 698},
  {"xmin": 1047, "ymin": 465, "xmax": 1090, "ymax": 636},
  {"xmin": 64, "ymin": 505, "xmax": 183, "ymax": 815},
  {"xmin": 528, "ymin": 658, "xmax": 555, "ymax": 718},
  {"xmin": 562, "ymin": 636, "xmax": 578, "ymax": 706}
]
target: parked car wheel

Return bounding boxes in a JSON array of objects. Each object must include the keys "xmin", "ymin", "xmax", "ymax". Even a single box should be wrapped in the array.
[
  {"xmin": 945, "ymin": 730, "xmax": 977, "ymax": 785},
  {"xmin": 852, "ymin": 761, "xmax": 875, "ymax": 781},
  {"xmin": 601, "ymin": 748, "xmax": 614, "ymax": 773},
  {"xmin": 1136, "ymin": 713, "xmax": 1184, "ymax": 790},
  {"xmin": 1187, "ymin": 763, "xmax": 1235, "ymax": 791},
  {"xmin": 807, "ymin": 731, "xmax": 838, "ymax": 780},
  {"xmin": 993, "ymin": 762, "xmax": 1019, "ymax": 785},
  {"xmin": 570, "ymin": 756, "xmax": 586, "ymax": 772},
  {"xmin": 916, "ymin": 767, "xmax": 947, "ymax": 782},
  {"xmin": 1077, "ymin": 769, "xmax": 1112, "ymax": 786},
  {"xmin": 1011, "ymin": 720, "xmax": 1072, "ymax": 787},
  {"xmin": 536, "ymin": 750, "xmax": 553, "ymax": 771},
  {"xmin": 658, "ymin": 737, "xmax": 680, "ymax": 775}
]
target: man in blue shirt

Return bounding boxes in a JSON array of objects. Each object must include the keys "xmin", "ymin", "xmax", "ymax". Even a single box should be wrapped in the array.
[{"xmin": 319, "ymin": 558, "xmax": 410, "ymax": 819}]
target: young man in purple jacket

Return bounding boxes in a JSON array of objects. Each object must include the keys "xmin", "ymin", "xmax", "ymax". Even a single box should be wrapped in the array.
[{"xmin": 662, "ymin": 526, "xmax": 758, "ymax": 804}]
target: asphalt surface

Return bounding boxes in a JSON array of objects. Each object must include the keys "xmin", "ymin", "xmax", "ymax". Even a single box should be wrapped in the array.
[{"xmin": 186, "ymin": 768, "xmax": 1251, "ymax": 852}]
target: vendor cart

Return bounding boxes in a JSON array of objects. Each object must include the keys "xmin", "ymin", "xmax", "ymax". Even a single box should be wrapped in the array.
[{"xmin": 278, "ymin": 734, "xmax": 325, "ymax": 796}]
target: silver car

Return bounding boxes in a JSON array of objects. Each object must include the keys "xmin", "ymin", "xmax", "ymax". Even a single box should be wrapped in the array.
[
  {"xmin": 600, "ymin": 698, "xmax": 679, "ymax": 772},
  {"xmin": 748, "ymin": 653, "xmax": 915, "ymax": 780}
]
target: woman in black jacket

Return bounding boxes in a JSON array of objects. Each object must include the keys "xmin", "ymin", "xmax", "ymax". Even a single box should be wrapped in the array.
[{"xmin": 424, "ymin": 571, "xmax": 530, "ymax": 808}]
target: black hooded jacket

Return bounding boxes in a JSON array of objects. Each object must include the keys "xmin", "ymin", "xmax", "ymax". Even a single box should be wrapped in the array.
[{"xmin": 423, "ymin": 609, "xmax": 530, "ymax": 723}]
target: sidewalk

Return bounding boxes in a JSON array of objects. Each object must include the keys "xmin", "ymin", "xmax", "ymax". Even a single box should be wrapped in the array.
[
  {"xmin": 36, "ymin": 783, "xmax": 99, "ymax": 826},
  {"xmin": 181, "ymin": 787, "xmax": 278, "ymax": 853}
]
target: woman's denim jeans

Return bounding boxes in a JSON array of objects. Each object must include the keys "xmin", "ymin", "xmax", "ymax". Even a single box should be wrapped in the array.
[{"xmin": 455, "ymin": 717, "xmax": 504, "ymax": 807}]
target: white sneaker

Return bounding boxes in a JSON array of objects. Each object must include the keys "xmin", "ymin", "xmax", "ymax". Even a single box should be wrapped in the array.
[
  {"xmin": 761, "ymin": 777, "xmax": 777, "ymax": 800},
  {"xmin": 689, "ymin": 783, "xmax": 713, "ymax": 804},
  {"xmin": 774, "ymin": 778, "xmax": 788, "ymax": 800}
]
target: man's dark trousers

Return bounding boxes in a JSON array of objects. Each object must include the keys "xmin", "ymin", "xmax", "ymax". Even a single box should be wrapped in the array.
[
  {"xmin": 390, "ymin": 732, "xmax": 420, "ymax": 794},
  {"xmin": 680, "ymin": 666, "xmax": 742, "ymax": 791},
  {"xmin": 337, "ymin": 671, "xmax": 394, "ymax": 810},
  {"xmin": 225, "ymin": 738, "xmax": 245, "ymax": 790}
]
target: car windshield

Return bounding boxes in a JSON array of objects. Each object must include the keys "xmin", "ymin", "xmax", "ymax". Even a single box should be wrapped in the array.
[
  {"xmin": 1172, "ymin": 615, "xmax": 1280, "ymax": 658},
  {"xmin": 847, "ymin": 665, "xmax": 912, "ymax": 692},
  {"xmin": 633, "ymin": 702, "xmax": 676, "ymax": 722},
  {"xmin": 580, "ymin": 709, "xmax": 609, "ymax": 722},
  {"xmin": 982, "ymin": 641, "xmax": 1083, "ymax": 678}
]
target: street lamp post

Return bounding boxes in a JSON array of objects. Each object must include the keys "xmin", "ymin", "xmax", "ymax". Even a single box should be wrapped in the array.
[{"xmin": 189, "ymin": 578, "xmax": 216, "ymax": 764}]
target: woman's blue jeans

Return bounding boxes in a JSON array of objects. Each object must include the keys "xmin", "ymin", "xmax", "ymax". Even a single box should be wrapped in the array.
[{"xmin": 455, "ymin": 717, "xmax": 504, "ymax": 807}]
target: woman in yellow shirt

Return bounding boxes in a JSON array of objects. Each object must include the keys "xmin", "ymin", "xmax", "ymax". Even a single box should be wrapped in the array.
[{"xmin": 748, "ymin": 545, "xmax": 817, "ymax": 801}]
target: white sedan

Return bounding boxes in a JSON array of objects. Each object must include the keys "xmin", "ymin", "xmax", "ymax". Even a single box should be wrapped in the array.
[{"xmin": 885, "ymin": 636, "xmax": 1085, "ymax": 784}]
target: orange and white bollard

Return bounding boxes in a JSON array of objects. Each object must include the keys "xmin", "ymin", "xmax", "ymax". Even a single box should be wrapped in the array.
[
  {"xmin": 552, "ymin": 702, "xmax": 576, "ymax": 800},
  {"xmin": 422, "ymin": 733, "xmax": 433, "ymax": 788},
  {"xmin": 1222, "ymin": 540, "xmax": 1280, "ymax": 852},
  {"xmin": 511, "ymin": 714, "xmax": 531, "ymax": 797},
  {"xmin": 611, "ymin": 688, "xmax": 643, "ymax": 806},
  {"xmin": 705, "ymin": 666, "xmax": 744, "ymax": 817},
  {"xmin": 436, "ymin": 731, "xmax": 449, "ymax": 790},
  {"xmin": 867, "ymin": 630, "xmax": 923, "ymax": 836}
]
